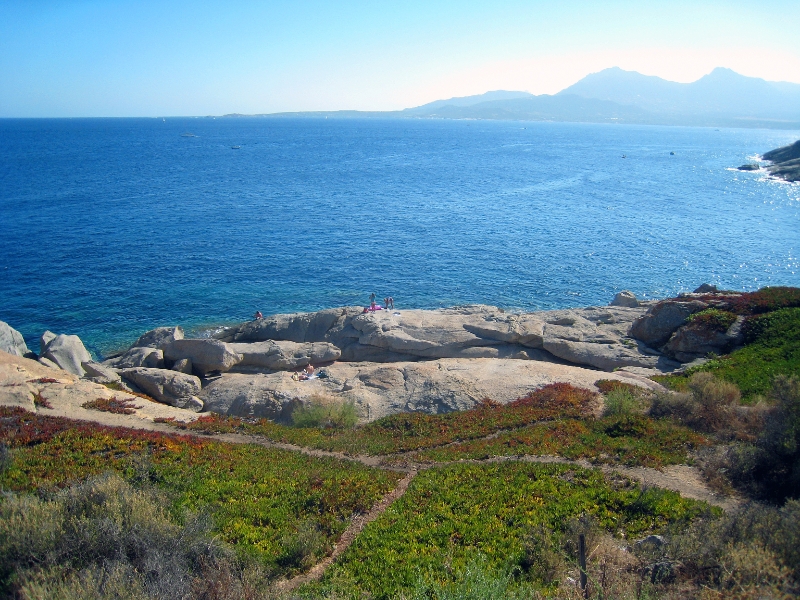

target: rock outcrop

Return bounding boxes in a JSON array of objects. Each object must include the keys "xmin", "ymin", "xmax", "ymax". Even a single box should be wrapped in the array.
[
  {"xmin": 120, "ymin": 367, "xmax": 204, "ymax": 411},
  {"xmin": 0, "ymin": 321, "xmax": 30, "ymax": 358},
  {"xmin": 762, "ymin": 140, "xmax": 800, "ymax": 183},
  {"xmin": 162, "ymin": 339, "xmax": 243, "ymax": 375},
  {"xmin": 81, "ymin": 361, "xmax": 122, "ymax": 384},
  {"xmin": 104, "ymin": 347, "xmax": 164, "ymax": 369},
  {"xmin": 610, "ymin": 291, "xmax": 639, "ymax": 308},
  {"xmin": 216, "ymin": 304, "xmax": 664, "ymax": 372},
  {"xmin": 39, "ymin": 331, "xmax": 93, "ymax": 377},
  {"xmin": 662, "ymin": 317, "xmax": 744, "ymax": 363},
  {"xmin": 628, "ymin": 300, "xmax": 708, "ymax": 349},
  {"xmin": 199, "ymin": 358, "xmax": 663, "ymax": 422},
  {"xmin": 229, "ymin": 340, "xmax": 341, "ymax": 371},
  {"xmin": 132, "ymin": 326, "xmax": 184, "ymax": 349}
]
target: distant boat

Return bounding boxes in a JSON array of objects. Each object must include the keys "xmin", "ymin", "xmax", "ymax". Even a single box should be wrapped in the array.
[
  {"xmin": 621, "ymin": 154, "xmax": 627, "ymax": 158},
  {"xmin": 181, "ymin": 133, "xmax": 196, "ymax": 137},
  {"xmin": 231, "ymin": 145, "xmax": 241, "ymax": 149}
]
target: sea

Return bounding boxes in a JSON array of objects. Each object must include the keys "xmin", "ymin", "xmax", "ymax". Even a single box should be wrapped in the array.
[{"xmin": 1, "ymin": 117, "xmax": 798, "ymax": 359}]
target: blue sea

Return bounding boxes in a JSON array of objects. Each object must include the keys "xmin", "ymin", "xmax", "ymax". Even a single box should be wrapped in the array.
[{"xmin": 1, "ymin": 117, "xmax": 798, "ymax": 358}]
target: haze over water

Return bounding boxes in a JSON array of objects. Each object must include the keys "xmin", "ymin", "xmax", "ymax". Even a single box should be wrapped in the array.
[{"xmin": 1, "ymin": 117, "xmax": 798, "ymax": 358}]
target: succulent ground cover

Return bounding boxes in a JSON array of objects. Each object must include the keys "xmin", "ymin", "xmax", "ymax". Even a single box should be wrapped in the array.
[
  {"xmin": 301, "ymin": 462, "xmax": 716, "ymax": 599},
  {"xmin": 654, "ymin": 291, "xmax": 800, "ymax": 399},
  {"xmin": 393, "ymin": 414, "xmax": 708, "ymax": 468},
  {"xmin": 0, "ymin": 407, "xmax": 402, "ymax": 578}
]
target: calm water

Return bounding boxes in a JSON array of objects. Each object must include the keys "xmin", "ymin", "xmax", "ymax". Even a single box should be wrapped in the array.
[{"xmin": 1, "ymin": 117, "xmax": 798, "ymax": 358}]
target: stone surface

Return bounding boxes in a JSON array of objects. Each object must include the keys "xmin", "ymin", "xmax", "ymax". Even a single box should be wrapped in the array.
[
  {"xmin": 104, "ymin": 347, "xmax": 165, "ymax": 369},
  {"xmin": 81, "ymin": 361, "xmax": 121, "ymax": 384},
  {"xmin": 120, "ymin": 367, "xmax": 203, "ymax": 411},
  {"xmin": 172, "ymin": 358, "xmax": 193, "ymax": 374},
  {"xmin": 216, "ymin": 304, "xmax": 660, "ymax": 372},
  {"xmin": 40, "ymin": 332, "xmax": 93, "ymax": 377},
  {"xmin": 628, "ymin": 300, "xmax": 708, "ymax": 349},
  {"xmin": 229, "ymin": 340, "xmax": 341, "ymax": 371},
  {"xmin": 38, "ymin": 357, "xmax": 61, "ymax": 370},
  {"xmin": 693, "ymin": 283, "xmax": 718, "ymax": 293},
  {"xmin": 0, "ymin": 350, "xmax": 202, "ymax": 423},
  {"xmin": 162, "ymin": 339, "xmax": 243, "ymax": 375},
  {"xmin": 132, "ymin": 326, "xmax": 184, "ymax": 349},
  {"xmin": 39, "ymin": 331, "xmax": 57, "ymax": 355},
  {"xmin": 0, "ymin": 321, "xmax": 30, "ymax": 357},
  {"xmin": 199, "ymin": 357, "xmax": 660, "ymax": 422},
  {"xmin": 663, "ymin": 317, "xmax": 744, "ymax": 362},
  {"xmin": 610, "ymin": 290, "xmax": 639, "ymax": 308}
]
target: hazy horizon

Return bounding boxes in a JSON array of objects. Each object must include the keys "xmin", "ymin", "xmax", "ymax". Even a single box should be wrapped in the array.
[{"xmin": 1, "ymin": 1, "xmax": 799, "ymax": 118}]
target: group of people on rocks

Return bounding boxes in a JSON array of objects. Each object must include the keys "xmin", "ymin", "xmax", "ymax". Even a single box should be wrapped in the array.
[{"xmin": 366, "ymin": 292, "xmax": 394, "ymax": 312}]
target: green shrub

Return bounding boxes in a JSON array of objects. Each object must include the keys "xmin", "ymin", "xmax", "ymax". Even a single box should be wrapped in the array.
[
  {"xmin": 602, "ymin": 387, "xmax": 641, "ymax": 417},
  {"xmin": 291, "ymin": 396, "xmax": 359, "ymax": 429}
]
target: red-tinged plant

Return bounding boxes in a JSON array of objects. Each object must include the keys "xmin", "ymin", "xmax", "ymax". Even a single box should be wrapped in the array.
[
  {"xmin": 32, "ymin": 392, "xmax": 53, "ymax": 409},
  {"xmin": 28, "ymin": 378, "xmax": 60, "ymax": 384},
  {"xmin": 82, "ymin": 397, "xmax": 142, "ymax": 415}
]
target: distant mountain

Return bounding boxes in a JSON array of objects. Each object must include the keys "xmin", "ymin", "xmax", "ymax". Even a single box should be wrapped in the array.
[
  {"xmin": 243, "ymin": 68, "xmax": 800, "ymax": 129},
  {"xmin": 404, "ymin": 90, "xmax": 534, "ymax": 113},
  {"xmin": 559, "ymin": 67, "xmax": 800, "ymax": 122}
]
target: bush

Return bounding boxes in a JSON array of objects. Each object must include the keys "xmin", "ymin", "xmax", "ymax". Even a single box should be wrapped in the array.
[
  {"xmin": 0, "ymin": 472, "xmax": 237, "ymax": 598},
  {"xmin": 602, "ymin": 387, "xmax": 641, "ymax": 417},
  {"xmin": 291, "ymin": 395, "xmax": 359, "ymax": 429}
]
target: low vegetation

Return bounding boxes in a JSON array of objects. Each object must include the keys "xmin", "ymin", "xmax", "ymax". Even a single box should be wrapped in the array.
[
  {"xmin": 301, "ymin": 462, "xmax": 717, "ymax": 599},
  {"xmin": 81, "ymin": 396, "xmax": 142, "ymax": 414},
  {"xmin": 0, "ymin": 406, "xmax": 401, "ymax": 594}
]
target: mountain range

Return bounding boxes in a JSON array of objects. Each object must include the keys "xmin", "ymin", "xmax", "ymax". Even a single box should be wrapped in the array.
[
  {"xmin": 398, "ymin": 68, "xmax": 800, "ymax": 128},
  {"xmin": 249, "ymin": 67, "xmax": 800, "ymax": 129}
]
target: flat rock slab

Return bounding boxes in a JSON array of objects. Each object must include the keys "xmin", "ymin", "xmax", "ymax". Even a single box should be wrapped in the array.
[
  {"xmin": 199, "ymin": 357, "xmax": 659, "ymax": 422},
  {"xmin": 217, "ymin": 304, "xmax": 662, "ymax": 371}
]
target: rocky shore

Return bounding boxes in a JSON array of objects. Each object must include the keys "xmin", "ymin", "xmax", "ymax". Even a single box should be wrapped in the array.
[
  {"xmin": 1, "ymin": 285, "xmax": 746, "ymax": 422},
  {"xmin": 738, "ymin": 139, "xmax": 800, "ymax": 182}
]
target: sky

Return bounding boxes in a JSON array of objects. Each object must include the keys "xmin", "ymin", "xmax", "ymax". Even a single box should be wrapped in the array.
[{"xmin": 1, "ymin": 0, "xmax": 799, "ymax": 117}]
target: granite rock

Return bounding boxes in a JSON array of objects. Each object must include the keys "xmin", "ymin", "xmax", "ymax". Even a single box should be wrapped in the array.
[
  {"xmin": 229, "ymin": 340, "xmax": 341, "ymax": 371},
  {"xmin": 132, "ymin": 326, "xmax": 184, "ymax": 349},
  {"xmin": 104, "ymin": 347, "xmax": 164, "ymax": 369},
  {"xmin": 120, "ymin": 367, "xmax": 203, "ymax": 411},
  {"xmin": 0, "ymin": 321, "xmax": 30, "ymax": 358},
  {"xmin": 628, "ymin": 300, "xmax": 708, "ymax": 349},
  {"xmin": 610, "ymin": 291, "xmax": 639, "ymax": 308},
  {"xmin": 40, "ymin": 332, "xmax": 92, "ymax": 377},
  {"xmin": 162, "ymin": 339, "xmax": 243, "ymax": 375}
]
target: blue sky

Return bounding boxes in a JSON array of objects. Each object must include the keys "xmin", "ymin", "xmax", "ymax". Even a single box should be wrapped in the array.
[{"xmin": 1, "ymin": 0, "xmax": 799, "ymax": 117}]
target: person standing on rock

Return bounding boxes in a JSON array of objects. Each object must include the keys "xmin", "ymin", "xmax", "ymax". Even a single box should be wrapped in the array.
[
  {"xmin": 388, "ymin": 297, "xmax": 394, "ymax": 309},
  {"xmin": 253, "ymin": 311, "xmax": 263, "ymax": 320},
  {"xmin": 369, "ymin": 292, "xmax": 376, "ymax": 304}
]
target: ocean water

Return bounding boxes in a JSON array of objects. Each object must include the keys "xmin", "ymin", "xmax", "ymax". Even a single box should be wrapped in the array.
[{"xmin": 1, "ymin": 117, "xmax": 798, "ymax": 358}]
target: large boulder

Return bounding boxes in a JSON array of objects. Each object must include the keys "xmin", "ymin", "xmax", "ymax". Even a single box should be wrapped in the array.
[
  {"xmin": 229, "ymin": 340, "xmax": 341, "ymax": 371},
  {"xmin": 0, "ymin": 321, "xmax": 30, "ymax": 357},
  {"xmin": 162, "ymin": 339, "xmax": 243, "ymax": 375},
  {"xmin": 81, "ymin": 361, "xmax": 121, "ymax": 384},
  {"xmin": 628, "ymin": 300, "xmax": 708, "ymax": 349},
  {"xmin": 132, "ymin": 326, "xmax": 184, "ymax": 349},
  {"xmin": 663, "ymin": 317, "xmax": 744, "ymax": 362},
  {"xmin": 119, "ymin": 367, "xmax": 203, "ymax": 411},
  {"xmin": 104, "ymin": 347, "xmax": 164, "ymax": 369},
  {"xmin": 40, "ymin": 331, "xmax": 92, "ymax": 377},
  {"xmin": 610, "ymin": 291, "xmax": 639, "ymax": 308}
]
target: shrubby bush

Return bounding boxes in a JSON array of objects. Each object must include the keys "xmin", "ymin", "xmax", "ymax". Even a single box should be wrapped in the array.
[
  {"xmin": 291, "ymin": 394, "xmax": 359, "ymax": 429},
  {"xmin": 0, "ymin": 472, "xmax": 271, "ymax": 599}
]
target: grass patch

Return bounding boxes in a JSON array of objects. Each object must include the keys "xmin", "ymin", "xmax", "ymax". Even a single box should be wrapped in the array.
[
  {"xmin": 686, "ymin": 307, "xmax": 737, "ymax": 331},
  {"xmin": 81, "ymin": 397, "xmax": 142, "ymax": 415},
  {"xmin": 0, "ymin": 407, "xmax": 402, "ymax": 578},
  {"xmin": 306, "ymin": 462, "xmax": 715, "ymax": 599}
]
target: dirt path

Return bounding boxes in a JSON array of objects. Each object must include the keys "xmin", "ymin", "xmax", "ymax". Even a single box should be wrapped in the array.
[{"xmin": 273, "ymin": 469, "xmax": 419, "ymax": 593}]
